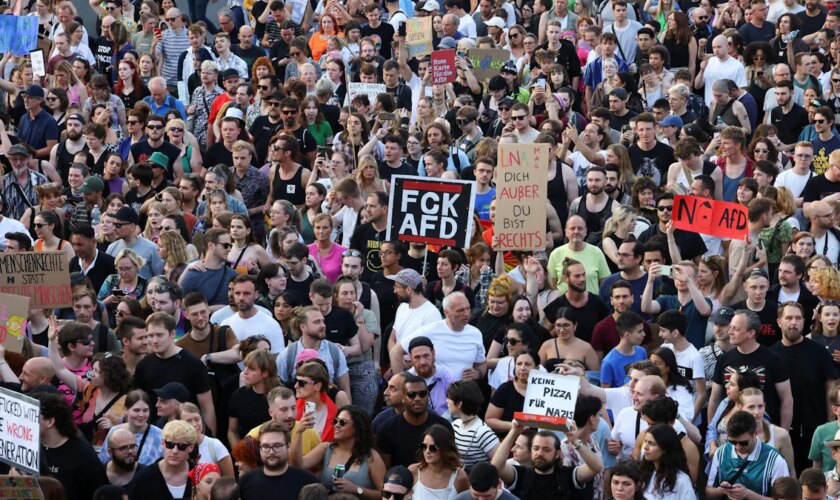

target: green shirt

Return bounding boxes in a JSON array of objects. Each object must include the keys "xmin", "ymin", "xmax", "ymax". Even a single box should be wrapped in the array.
[
  {"xmin": 809, "ymin": 420, "xmax": 839, "ymax": 472},
  {"xmin": 547, "ymin": 243, "xmax": 612, "ymax": 295},
  {"xmin": 307, "ymin": 121, "xmax": 334, "ymax": 147}
]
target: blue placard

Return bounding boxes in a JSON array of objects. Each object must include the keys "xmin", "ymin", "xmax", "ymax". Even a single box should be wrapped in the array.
[{"xmin": 0, "ymin": 16, "xmax": 39, "ymax": 56}]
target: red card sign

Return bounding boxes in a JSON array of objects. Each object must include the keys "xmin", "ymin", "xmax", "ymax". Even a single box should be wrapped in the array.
[
  {"xmin": 431, "ymin": 49, "xmax": 456, "ymax": 85},
  {"xmin": 673, "ymin": 195, "xmax": 748, "ymax": 240}
]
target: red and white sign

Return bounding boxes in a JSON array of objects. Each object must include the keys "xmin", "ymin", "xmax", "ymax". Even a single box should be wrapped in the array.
[{"xmin": 431, "ymin": 49, "xmax": 456, "ymax": 85}]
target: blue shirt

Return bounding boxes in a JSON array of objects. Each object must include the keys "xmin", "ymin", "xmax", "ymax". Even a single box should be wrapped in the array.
[
  {"xmin": 656, "ymin": 295, "xmax": 713, "ymax": 349},
  {"xmin": 599, "ymin": 272, "xmax": 661, "ymax": 320},
  {"xmin": 142, "ymin": 95, "xmax": 187, "ymax": 120},
  {"xmin": 475, "ymin": 188, "xmax": 495, "ymax": 221},
  {"xmin": 583, "ymin": 55, "xmax": 629, "ymax": 90},
  {"xmin": 18, "ymin": 109, "xmax": 59, "ymax": 150},
  {"xmin": 600, "ymin": 346, "xmax": 647, "ymax": 387}
]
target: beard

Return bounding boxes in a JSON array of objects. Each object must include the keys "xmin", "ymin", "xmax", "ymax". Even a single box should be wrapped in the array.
[
  {"xmin": 604, "ymin": 184, "xmax": 617, "ymax": 194},
  {"xmin": 568, "ymin": 281, "xmax": 587, "ymax": 293},
  {"xmin": 112, "ymin": 455, "xmax": 136, "ymax": 471},
  {"xmin": 67, "ymin": 129, "xmax": 82, "ymax": 141},
  {"xmin": 533, "ymin": 457, "xmax": 555, "ymax": 472},
  {"xmin": 263, "ymin": 455, "xmax": 288, "ymax": 471}
]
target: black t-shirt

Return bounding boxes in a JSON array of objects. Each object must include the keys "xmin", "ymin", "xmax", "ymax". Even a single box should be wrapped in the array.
[
  {"xmin": 770, "ymin": 103, "xmax": 810, "ymax": 147},
  {"xmin": 205, "ymin": 142, "xmax": 234, "ymax": 170},
  {"xmin": 732, "ymin": 300, "xmax": 781, "ymax": 347},
  {"xmin": 130, "ymin": 140, "xmax": 181, "ymax": 181},
  {"xmin": 377, "ymin": 159, "xmax": 415, "ymax": 183},
  {"xmin": 233, "ymin": 45, "xmax": 266, "ymax": 68},
  {"xmin": 125, "ymin": 187, "xmax": 157, "ymax": 214},
  {"xmin": 452, "ymin": 81, "xmax": 483, "ymax": 108},
  {"xmin": 134, "ymin": 348, "xmax": 212, "ymax": 421},
  {"xmin": 94, "ymin": 36, "xmax": 115, "ymax": 79},
  {"xmin": 286, "ymin": 274, "xmax": 315, "ymax": 305},
  {"xmin": 239, "ymin": 467, "xmax": 319, "ymax": 499},
  {"xmin": 608, "ymin": 110, "xmax": 638, "ymax": 132},
  {"xmin": 490, "ymin": 380, "xmax": 525, "ymax": 421},
  {"xmin": 739, "ymin": 21, "xmax": 776, "ymax": 44},
  {"xmin": 543, "ymin": 293, "xmax": 609, "ymax": 344},
  {"xmin": 712, "ymin": 345, "xmax": 790, "ymax": 424},
  {"xmin": 472, "ymin": 311, "xmax": 508, "ymax": 352},
  {"xmin": 229, "ymin": 386, "xmax": 271, "ymax": 439},
  {"xmin": 628, "ymin": 141, "xmax": 674, "ymax": 185},
  {"xmin": 798, "ymin": 8, "xmax": 827, "ymax": 36},
  {"xmin": 323, "ymin": 306, "xmax": 358, "ymax": 346},
  {"xmin": 350, "ymin": 222, "xmax": 386, "ymax": 282},
  {"xmin": 510, "ymin": 465, "xmax": 590, "ymax": 500},
  {"xmin": 401, "ymin": 251, "xmax": 439, "ymax": 282},
  {"xmin": 290, "ymin": 126, "xmax": 317, "ymax": 166},
  {"xmin": 638, "ymin": 226, "xmax": 708, "ymax": 263},
  {"xmin": 361, "ymin": 22, "xmax": 395, "ymax": 59},
  {"xmin": 770, "ymin": 339, "xmax": 836, "ymax": 431},
  {"xmin": 802, "ymin": 174, "xmax": 840, "ymax": 202},
  {"xmin": 250, "ymin": 116, "xmax": 284, "ymax": 167},
  {"xmin": 44, "ymin": 436, "xmax": 108, "ymax": 500},
  {"xmin": 376, "ymin": 413, "xmax": 453, "ymax": 467}
]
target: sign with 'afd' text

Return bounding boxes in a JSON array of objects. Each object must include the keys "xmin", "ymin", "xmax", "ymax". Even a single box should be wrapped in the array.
[
  {"xmin": 386, "ymin": 176, "xmax": 476, "ymax": 247},
  {"xmin": 673, "ymin": 195, "xmax": 748, "ymax": 240}
]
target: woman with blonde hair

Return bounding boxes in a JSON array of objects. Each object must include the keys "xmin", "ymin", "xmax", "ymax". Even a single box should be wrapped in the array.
[
  {"xmin": 142, "ymin": 200, "xmax": 167, "ymax": 243},
  {"xmin": 158, "ymin": 230, "xmax": 191, "ymax": 282},
  {"xmin": 353, "ymin": 155, "xmax": 388, "ymax": 200},
  {"xmin": 166, "ymin": 118, "xmax": 203, "ymax": 178},
  {"xmin": 808, "ymin": 267, "xmax": 840, "ymax": 302},
  {"xmin": 52, "ymin": 60, "xmax": 88, "ymax": 108},
  {"xmin": 739, "ymin": 387, "xmax": 796, "ymax": 475},
  {"xmin": 98, "ymin": 249, "xmax": 148, "ymax": 324},
  {"xmin": 410, "ymin": 97, "xmax": 439, "ymax": 135},
  {"xmin": 228, "ymin": 350, "xmax": 280, "ymax": 447},
  {"xmin": 175, "ymin": 398, "xmax": 233, "ymax": 479},
  {"xmin": 308, "ymin": 213, "xmax": 347, "ymax": 282},
  {"xmin": 601, "ymin": 206, "xmax": 638, "ymax": 273}
]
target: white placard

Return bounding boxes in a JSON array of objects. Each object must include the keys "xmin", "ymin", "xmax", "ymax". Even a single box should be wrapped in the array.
[
  {"xmin": 30, "ymin": 50, "xmax": 45, "ymax": 79},
  {"xmin": 347, "ymin": 83, "xmax": 386, "ymax": 106},
  {"xmin": 522, "ymin": 370, "xmax": 579, "ymax": 420},
  {"xmin": 0, "ymin": 387, "xmax": 40, "ymax": 475}
]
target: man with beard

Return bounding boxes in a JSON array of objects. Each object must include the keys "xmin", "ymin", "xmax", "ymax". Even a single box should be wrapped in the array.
[
  {"xmin": 638, "ymin": 192, "xmax": 707, "ymax": 264},
  {"xmin": 246, "ymin": 386, "xmax": 321, "ymax": 454},
  {"xmin": 770, "ymin": 80, "xmax": 810, "ymax": 150},
  {"xmin": 798, "ymin": 0, "xmax": 827, "ymax": 37},
  {"xmin": 240, "ymin": 421, "xmax": 318, "ymax": 499},
  {"xmin": 72, "ymin": 288, "xmax": 119, "ymax": 353},
  {"xmin": 569, "ymin": 167, "xmax": 618, "ymax": 238},
  {"xmin": 278, "ymin": 98, "xmax": 317, "ymax": 166},
  {"xmin": 2, "ymin": 145, "xmax": 49, "ymax": 220},
  {"xmin": 692, "ymin": 7, "xmax": 717, "ymax": 53},
  {"xmin": 642, "ymin": 261, "xmax": 712, "ymax": 349},
  {"xmin": 117, "ymin": 317, "xmax": 148, "ymax": 375},
  {"xmin": 386, "ymin": 269, "xmax": 443, "ymax": 371},
  {"xmin": 69, "ymin": 224, "xmax": 115, "ymax": 293},
  {"xmin": 547, "ymin": 216, "xmax": 611, "ymax": 295},
  {"xmin": 221, "ymin": 275, "xmax": 285, "ymax": 354},
  {"xmin": 105, "ymin": 427, "xmax": 144, "ymax": 488},
  {"xmin": 771, "ymin": 302, "xmax": 837, "ymax": 472},
  {"xmin": 491, "ymin": 420, "xmax": 601, "ymax": 499},
  {"xmin": 361, "ymin": 3, "xmax": 395, "ymax": 58},
  {"xmin": 178, "ymin": 293, "xmax": 241, "ymax": 364},
  {"xmin": 377, "ymin": 374, "xmax": 453, "ymax": 467},
  {"xmin": 276, "ymin": 306, "xmax": 350, "ymax": 389},
  {"xmin": 560, "ymin": 123, "xmax": 607, "ymax": 190},
  {"xmin": 188, "ymin": 60, "xmax": 223, "ymax": 149},
  {"xmin": 351, "ymin": 38, "xmax": 386, "ymax": 81},
  {"xmin": 128, "ymin": 114, "xmax": 181, "ymax": 177},
  {"xmin": 49, "ymin": 113, "xmax": 87, "ymax": 184},
  {"xmin": 406, "ymin": 336, "xmax": 456, "ymax": 418},
  {"xmin": 768, "ymin": 255, "xmax": 818, "ymax": 331},
  {"xmin": 371, "ymin": 241, "xmax": 403, "ymax": 361},
  {"xmin": 351, "ymin": 193, "xmax": 389, "ymax": 283}
]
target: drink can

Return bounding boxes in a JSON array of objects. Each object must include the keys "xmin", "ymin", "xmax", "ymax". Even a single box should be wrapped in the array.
[{"xmin": 334, "ymin": 465, "xmax": 345, "ymax": 480}]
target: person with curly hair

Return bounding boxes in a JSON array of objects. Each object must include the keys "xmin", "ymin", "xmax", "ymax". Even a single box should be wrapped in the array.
[{"xmin": 809, "ymin": 267, "xmax": 840, "ymax": 302}]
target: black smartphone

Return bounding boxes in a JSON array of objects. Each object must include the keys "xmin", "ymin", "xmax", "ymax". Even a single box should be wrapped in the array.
[
  {"xmin": 379, "ymin": 112, "xmax": 396, "ymax": 121},
  {"xmin": 398, "ymin": 21, "xmax": 406, "ymax": 37},
  {"xmin": 621, "ymin": 124, "xmax": 630, "ymax": 133},
  {"xmin": 316, "ymin": 145, "xmax": 329, "ymax": 156}
]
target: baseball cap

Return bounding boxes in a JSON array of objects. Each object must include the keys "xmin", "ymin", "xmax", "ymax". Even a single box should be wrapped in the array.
[
  {"xmin": 109, "ymin": 206, "xmax": 138, "ymax": 225},
  {"xmin": 438, "ymin": 36, "xmax": 457, "ymax": 50},
  {"xmin": 295, "ymin": 348, "xmax": 321, "ymax": 365},
  {"xmin": 486, "ymin": 17, "xmax": 506, "ymax": 29},
  {"xmin": 383, "ymin": 466, "xmax": 414, "ymax": 490},
  {"xmin": 498, "ymin": 96, "xmax": 515, "ymax": 107},
  {"xmin": 658, "ymin": 115, "xmax": 683, "ymax": 128},
  {"xmin": 408, "ymin": 336, "xmax": 434, "ymax": 353},
  {"xmin": 79, "ymin": 176, "xmax": 105, "ymax": 194},
  {"xmin": 609, "ymin": 88, "xmax": 629, "ymax": 100},
  {"xmin": 67, "ymin": 113, "xmax": 85, "ymax": 125},
  {"xmin": 501, "ymin": 61, "xmax": 518, "ymax": 74},
  {"xmin": 147, "ymin": 151, "xmax": 169, "ymax": 170},
  {"xmin": 387, "ymin": 268, "xmax": 422, "ymax": 289},
  {"xmin": 710, "ymin": 307, "xmax": 735, "ymax": 326},
  {"xmin": 221, "ymin": 68, "xmax": 240, "ymax": 81},
  {"xmin": 421, "ymin": 0, "xmax": 440, "ymax": 11},
  {"xmin": 7, "ymin": 144, "xmax": 31, "ymax": 156},
  {"xmin": 23, "ymin": 85, "xmax": 44, "ymax": 99},
  {"xmin": 154, "ymin": 382, "xmax": 190, "ymax": 402}
]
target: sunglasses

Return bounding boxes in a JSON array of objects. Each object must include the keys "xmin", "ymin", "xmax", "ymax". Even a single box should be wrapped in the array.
[
  {"xmin": 814, "ymin": 119, "xmax": 827, "ymax": 124},
  {"xmin": 509, "ymin": 33, "xmax": 520, "ymax": 38},
  {"xmin": 168, "ymin": 127, "xmax": 184, "ymax": 133},
  {"xmin": 511, "ymin": 115, "xmax": 528, "ymax": 121},
  {"xmin": 381, "ymin": 491, "xmax": 407, "ymax": 500},
  {"xmin": 505, "ymin": 337, "xmax": 523, "ymax": 346},
  {"xmin": 342, "ymin": 250, "xmax": 362, "ymax": 257},
  {"xmin": 295, "ymin": 378, "xmax": 315, "ymax": 386},
  {"xmin": 166, "ymin": 17, "xmax": 178, "ymax": 22},
  {"xmin": 498, "ymin": 106, "xmax": 510, "ymax": 111},
  {"xmin": 268, "ymin": 101, "xmax": 282, "ymax": 107},
  {"xmin": 127, "ymin": 120, "xmax": 139, "ymax": 125},
  {"xmin": 258, "ymin": 85, "xmax": 270, "ymax": 90},
  {"xmin": 147, "ymin": 124, "xmax": 164, "ymax": 130},
  {"xmin": 112, "ymin": 222, "xmax": 128, "ymax": 229},
  {"xmin": 46, "ymin": 96, "xmax": 57, "ymax": 101},
  {"xmin": 33, "ymin": 223, "xmax": 51, "ymax": 228},
  {"xmin": 218, "ymin": 242, "xmax": 233, "ymax": 249},
  {"xmin": 407, "ymin": 390, "xmax": 429, "ymax": 399},
  {"xmin": 698, "ymin": 15, "xmax": 709, "ymax": 19},
  {"xmin": 105, "ymin": 5, "xmax": 117, "ymax": 10},
  {"xmin": 753, "ymin": 148, "xmax": 769, "ymax": 153},
  {"xmin": 728, "ymin": 438, "xmax": 751, "ymax": 447},
  {"xmin": 282, "ymin": 110, "xmax": 299, "ymax": 115},
  {"xmin": 332, "ymin": 417, "xmax": 349, "ymax": 427},
  {"xmin": 164, "ymin": 440, "xmax": 190, "ymax": 451},
  {"xmin": 657, "ymin": 205, "xmax": 673, "ymax": 212},
  {"xmin": 419, "ymin": 443, "xmax": 439, "ymax": 452},
  {"xmin": 456, "ymin": 119, "xmax": 472, "ymax": 125}
]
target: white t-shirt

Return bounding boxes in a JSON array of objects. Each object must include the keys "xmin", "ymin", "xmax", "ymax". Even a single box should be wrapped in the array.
[
  {"xmin": 569, "ymin": 150, "xmax": 608, "ymax": 188},
  {"xmin": 604, "ymin": 20, "xmax": 643, "ymax": 64},
  {"xmin": 659, "ymin": 343, "xmax": 705, "ymax": 381},
  {"xmin": 815, "ymin": 230, "xmax": 840, "ymax": 265},
  {"xmin": 703, "ymin": 57, "xmax": 747, "ymax": 106},
  {"xmin": 0, "ymin": 217, "xmax": 31, "ymax": 251},
  {"xmin": 643, "ymin": 470, "xmax": 695, "ymax": 499},
  {"xmin": 774, "ymin": 168, "xmax": 813, "ymax": 198},
  {"xmin": 400, "ymin": 320, "xmax": 486, "ymax": 379},
  {"xmin": 221, "ymin": 310, "xmax": 285, "ymax": 354},
  {"xmin": 612, "ymin": 406, "xmax": 687, "ymax": 459},
  {"xmin": 335, "ymin": 205, "xmax": 360, "ymax": 248},
  {"xmin": 197, "ymin": 436, "xmax": 231, "ymax": 466},
  {"xmin": 393, "ymin": 300, "xmax": 442, "ymax": 344},
  {"xmin": 458, "ymin": 14, "xmax": 477, "ymax": 38}
]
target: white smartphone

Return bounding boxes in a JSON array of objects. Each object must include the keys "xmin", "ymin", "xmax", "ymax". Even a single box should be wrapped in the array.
[
  {"xmin": 656, "ymin": 265, "xmax": 675, "ymax": 278},
  {"xmin": 305, "ymin": 401, "xmax": 316, "ymax": 414}
]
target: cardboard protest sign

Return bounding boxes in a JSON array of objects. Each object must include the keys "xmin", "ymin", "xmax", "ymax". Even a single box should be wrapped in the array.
[
  {"xmin": 0, "ymin": 16, "xmax": 38, "ymax": 55},
  {"xmin": 347, "ymin": 83, "xmax": 386, "ymax": 105},
  {"xmin": 494, "ymin": 144, "xmax": 549, "ymax": 250},
  {"xmin": 673, "ymin": 195, "xmax": 748, "ymax": 240},
  {"xmin": 386, "ymin": 176, "xmax": 476, "ymax": 247},
  {"xmin": 0, "ymin": 294, "xmax": 30, "ymax": 354},
  {"xmin": 514, "ymin": 370, "xmax": 579, "ymax": 431},
  {"xmin": 466, "ymin": 49, "xmax": 509, "ymax": 81},
  {"xmin": 0, "ymin": 388, "xmax": 40, "ymax": 475},
  {"xmin": 0, "ymin": 251, "xmax": 72, "ymax": 309},
  {"xmin": 30, "ymin": 50, "xmax": 46, "ymax": 79},
  {"xmin": 432, "ymin": 50, "xmax": 456, "ymax": 84},
  {"xmin": 0, "ymin": 476, "xmax": 44, "ymax": 499},
  {"xmin": 406, "ymin": 17, "xmax": 433, "ymax": 58}
]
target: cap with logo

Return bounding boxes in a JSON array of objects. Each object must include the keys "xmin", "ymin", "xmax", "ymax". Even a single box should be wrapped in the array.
[{"xmin": 79, "ymin": 176, "xmax": 105, "ymax": 194}]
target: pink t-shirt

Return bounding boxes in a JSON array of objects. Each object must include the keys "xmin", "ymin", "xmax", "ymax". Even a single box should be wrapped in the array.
[{"xmin": 308, "ymin": 242, "xmax": 348, "ymax": 283}]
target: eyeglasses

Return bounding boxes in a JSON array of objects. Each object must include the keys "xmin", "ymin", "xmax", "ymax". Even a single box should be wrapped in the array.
[
  {"xmin": 419, "ymin": 443, "xmax": 439, "ymax": 452},
  {"xmin": 656, "ymin": 205, "xmax": 674, "ymax": 211},
  {"xmin": 753, "ymin": 148, "xmax": 769, "ymax": 153},
  {"xmin": 259, "ymin": 443, "xmax": 287, "ymax": 452},
  {"xmin": 164, "ymin": 441, "xmax": 191, "ymax": 451},
  {"xmin": 33, "ymin": 223, "xmax": 51, "ymax": 228},
  {"xmin": 147, "ymin": 124, "xmax": 164, "ymax": 130},
  {"xmin": 295, "ymin": 378, "xmax": 315, "ymax": 386},
  {"xmin": 381, "ymin": 491, "xmax": 407, "ymax": 500},
  {"xmin": 505, "ymin": 337, "xmax": 522, "ymax": 346},
  {"xmin": 112, "ymin": 443, "xmax": 138, "ymax": 452},
  {"xmin": 75, "ymin": 336, "xmax": 94, "ymax": 345},
  {"xmin": 342, "ymin": 250, "xmax": 362, "ymax": 258},
  {"xmin": 728, "ymin": 438, "xmax": 751, "ymax": 447},
  {"xmin": 166, "ymin": 17, "xmax": 178, "ymax": 22},
  {"xmin": 406, "ymin": 390, "xmax": 429, "ymax": 399},
  {"xmin": 282, "ymin": 109, "xmax": 299, "ymax": 115},
  {"xmin": 332, "ymin": 417, "xmax": 349, "ymax": 427},
  {"xmin": 511, "ymin": 115, "xmax": 527, "ymax": 121},
  {"xmin": 117, "ymin": 266, "xmax": 135, "ymax": 273}
]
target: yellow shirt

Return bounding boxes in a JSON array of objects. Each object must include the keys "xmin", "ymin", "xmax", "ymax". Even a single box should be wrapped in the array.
[{"xmin": 247, "ymin": 421, "xmax": 321, "ymax": 455}]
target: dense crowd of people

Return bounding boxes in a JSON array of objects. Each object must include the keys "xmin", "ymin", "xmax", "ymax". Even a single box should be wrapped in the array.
[{"xmin": 5, "ymin": 0, "xmax": 840, "ymax": 498}]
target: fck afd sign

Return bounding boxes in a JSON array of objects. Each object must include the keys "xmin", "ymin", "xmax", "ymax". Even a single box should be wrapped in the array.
[{"xmin": 386, "ymin": 176, "xmax": 476, "ymax": 248}]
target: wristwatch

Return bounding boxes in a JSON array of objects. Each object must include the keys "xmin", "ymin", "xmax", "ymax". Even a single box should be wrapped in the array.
[
  {"xmin": 204, "ymin": 353, "xmax": 212, "ymax": 364},
  {"xmin": 356, "ymin": 486, "xmax": 364, "ymax": 496}
]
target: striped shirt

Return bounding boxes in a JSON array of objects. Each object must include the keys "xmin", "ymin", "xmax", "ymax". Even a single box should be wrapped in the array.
[
  {"xmin": 451, "ymin": 417, "xmax": 499, "ymax": 469},
  {"xmin": 156, "ymin": 27, "xmax": 191, "ymax": 84},
  {"xmin": 708, "ymin": 441, "xmax": 788, "ymax": 496}
]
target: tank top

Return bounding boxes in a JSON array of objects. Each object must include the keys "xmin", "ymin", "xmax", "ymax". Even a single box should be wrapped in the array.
[
  {"xmin": 272, "ymin": 165, "xmax": 307, "ymax": 206},
  {"xmin": 320, "ymin": 446, "xmax": 373, "ymax": 492},
  {"xmin": 412, "ymin": 468, "xmax": 459, "ymax": 500},
  {"xmin": 56, "ymin": 141, "xmax": 84, "ymax": 185},
  {"xmin": 712, "ymin": 99, "xmax": 739, "ymax": 128},
  {"xmin": 576, "ymin": 196, "xmax": 613, "ymax": 234},
  {"xmin": 547, "ymin": 163, "xmax": 569, "ymax": 223}
]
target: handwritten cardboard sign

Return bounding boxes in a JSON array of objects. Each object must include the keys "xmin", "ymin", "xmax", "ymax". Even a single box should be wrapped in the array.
[
  {"xmin": 466, "ymin": 48, "xmax": 509, "ymax": 82},
  {"xmin": 347, "ymin": 82, "xmax": 387, "ymax": 106},
  {"xmin": 494, "ymin": 144, "xmax": 549, "ymax": 250},
  {"xmin": 432, "ymin": 49, "xmax": 456, "ymax": 84},
  {"xmin": 673, "ymin": 195, "xmax": 748, "ymax": 240},
  {"xmin": 0, "ymin": 294, "xmax": 30, "ymax": 354},
  {"xmin": 0, "ymin": 251, "xmax": 72, "ymax": 309},
  {"xmin": 517, "ymin": 370, "xmax": 579, "ymax": 431},
  {"xmin": 0, "ymin": 476, "xmax": 44, "ymax": 499},
  {"xmin": 0, "ymin": 388, "xmax": 40, "ymax": 476},
  {"xmin": 0, "ymin": 16, "xmax": 38, "ymax": 56},
  {"xmin": 30, "ymin": 50, "xmax": 45, "ymax": 79},
  {"xmin": 386, "ymin": 175, "xmax": 476, "ymax": 247},
  {"xmin": 406, "ymin": 17, "xmax": 433, "ymax": 58}
]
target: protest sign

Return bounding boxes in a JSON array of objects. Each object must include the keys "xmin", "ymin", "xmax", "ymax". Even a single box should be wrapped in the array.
[
  {"xmin": 0, "ymin": 294, "xmax": 30, "ymax": 354},
  {"xmin": 673, "ymin": 195, "xmax": 748, "ymax": 240},
  {"xmin": 432, "ymin": 50, "xmax": 456, "ymax": 84},
  {"xmin": 347, "ymin": 82, "xmax": 386, "ymax": 105},
  {"xmin": 515, "ymin": 370, "xmax": 579, "ymax": 431},
  {"xmin": 406, "ymin": 17, "xmax": 433, "ymax": 58},
  {"xmin": 0, "ymin": 476, "xmax": 44, "ymax": 499},
  {"xmin": 0, "ymin": 16, "xmax": 38, "ymax": 55},
  {"xmin": 494, "ymin": 143, "xmax": 549, "ymax": 250},
  {"xmin": 30, "ymin": 50, "xmax": 45, "ymax": 79},
  {"xmin": 0, "ymin": 388, "xmax": 40, "ymax": 476},
  {"xmin": 466, "ymin": 49, "xmax": 509, "ymax": 81},
  {"xmin": 0, "ymin": 251, "xmax": 72, "ymax": 309},
  {"xmin": 386, "ymin": 176, "xmax": 476, "ymax": 247}
]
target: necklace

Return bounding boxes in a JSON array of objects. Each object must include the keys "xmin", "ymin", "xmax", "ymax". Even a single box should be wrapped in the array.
[{"xmin": 818, "ymin": 333, "xmax": 840, "ymax": 352}]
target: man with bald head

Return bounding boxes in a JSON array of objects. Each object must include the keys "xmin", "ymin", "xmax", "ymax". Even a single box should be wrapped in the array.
[
  {"xmin": 154, "ymin": 8, "xmax": 191, "ymax": 94},
  {"xmin": 695, "ymin": 34, "xmax": 747, "ymax": 106},
  {"xmin": 105, "ymin": 427, "xmax": 143, "ymax": 487},
  {"xmin": 94, "ymin": 16, "xmax": 117, "ymax": 79},
  {"xmin": 0, "ymin": 345, "xmax": 56, "ymax": 393},
  {"xmin": 803, "ymin": 199, "xmax": 840, "ymax": 265},
  {"xmin": 233, "ymin": 26, "xmax": 264, "ymax": 67},
  {"xmin": 547, "ymin": 214, "xmax": 612, "ymax": 294}
]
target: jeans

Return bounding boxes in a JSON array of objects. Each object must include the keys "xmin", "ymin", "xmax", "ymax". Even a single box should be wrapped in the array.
[{"xmin": 188, "ymin": 0, "xmax": 217, "ymax": 33}]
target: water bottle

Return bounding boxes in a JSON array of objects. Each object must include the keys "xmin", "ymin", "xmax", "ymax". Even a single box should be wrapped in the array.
[
  {"xmin": 783, "ymin": 29, "xmax": 800, "ymax": 43},
  {"xmin": 90, "ymin": 205, "xmax": 101, "ymax": 227}
]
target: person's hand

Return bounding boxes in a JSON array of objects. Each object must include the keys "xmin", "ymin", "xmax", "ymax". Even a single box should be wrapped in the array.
[
  {"xmin": 187, "ymin": 105, "xmax": 195, "ymax": 115},
  {"xmin": 665, "ymin": 220, "xmax": 675, "ymax": 238},
  {"xmin": 461, "ymin": 367, "xmax": 480, "ymax": 380},
  {"xmin": 555, "ymin": 363, "xmax": 583, "ymax": 376},
  {"xmin": 352, "ymin": 301, "xmax": 365, "ymax": 322},
  {"xmin": 298, "ymin": 410, "xmax": 315, "ymax": 432},
  {"xmin": 620, "ymin": 129, "xmax": 634, "ymax": 143},
  {"xmin": 398, "ymin": 108, "xmax": 410, "ymax": 119},
  {"xmin": 647, "ymin": 263, "xmax": 661, "ymax": 281},
  {"xmin": 503, "ymin": 122, "xmax": 515, "ymax": 134},
  {"xmin": 511, "ymin": 419, "xmax": 524, "ymax": 435},
  {"xmin": 97, "ymin": 416, "xmax": 114, "ymax": 430},
  {"xmin": 491, "ymin": 234, "xmax": 499, "ymax": 250},
  {"xmin": 48, "ymin": 315, "xmax": 61, "ymax": 342},
  {"xmin": 186, "ymin": 260, "xmax": 208, "ymax": 272},
  {"xmin": 523, "ymin": 256, "xmax": 540, "ymax": 276},
  {"xmin": 700, "ymin": 59, "xmax": 708, "ymax": 70},
  {"xmin": 376, "ymin": 126, "xmax": 388, "ymax": 140},
  {"xmin": 606, "ymin": 438, "xmax": 622, "ymax": 455},
  {"xmin": 333, "ymin": 478, "xmax": 360, "ymax": 493},
  {"xmin": 723, "ymin": 482, "xmax": 748, "ymax": 499},
  {"xmin": 563, "ymin": 419, "xmax": 579, "ymax": 443},
  {"xmin": 246, "ymin": 260, "xmax": 258, "ymax": 274}
]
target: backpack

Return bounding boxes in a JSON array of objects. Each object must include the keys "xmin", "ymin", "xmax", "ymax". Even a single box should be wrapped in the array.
[{"xmin": 283, "ymin": 341, "xmax": 342, "ymax": 383}]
